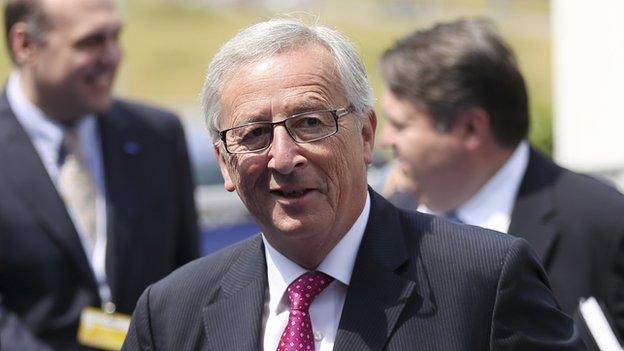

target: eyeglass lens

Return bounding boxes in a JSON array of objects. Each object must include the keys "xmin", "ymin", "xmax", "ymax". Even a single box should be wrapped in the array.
[{"xmin": 225, "ymin": 110, "xmax": 337, "ymax": 153}]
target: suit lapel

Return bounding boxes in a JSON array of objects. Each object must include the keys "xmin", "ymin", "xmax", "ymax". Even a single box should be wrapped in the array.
[
  {"xmin": 509, "ymin": 149, "xmax": 559, "ymax": 267},
  {"xmin": 98, "ymin": 106, "xmax": 143, "ymax": 299},
  {"xmin": 202, "ymin": 236, "xmax": 267, "ymax": 350},
  {"xmin": 0, "ymin": 93, "xmax": 99, "ymax": 294},
  {"xmin": 334, "ymin": 190, "xmax": 417, "ymax": 351}
]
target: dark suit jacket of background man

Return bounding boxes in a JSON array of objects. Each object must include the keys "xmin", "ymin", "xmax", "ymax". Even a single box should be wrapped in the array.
[
  {"xmin": 509, "ymin": 148, "xmax": 624, "ymax": 336},
  {"xmin": 0, "ymin": 92, "xmax": 200, "ymax": 350},
  {"xmin": 123, "ymin": 190, "xmax": 583, "ymax": 350}
]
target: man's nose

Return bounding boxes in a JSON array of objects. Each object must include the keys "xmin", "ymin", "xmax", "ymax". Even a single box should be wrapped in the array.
[{"xmin": 267, "ymin": 126, "xmax": 307, "ymax": 174}]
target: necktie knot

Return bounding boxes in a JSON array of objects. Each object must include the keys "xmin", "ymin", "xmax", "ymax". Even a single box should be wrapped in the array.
[
  {"xmin": 287, "ymin": 272, "xmax": 333, "ymax": 312},
  {"xmin": 277, "ymin": 272, "xmax": 333, "ymax": 351},
  {"xmin": 59, "ymin": 128, "xmax": 83, "ymax": 165}
]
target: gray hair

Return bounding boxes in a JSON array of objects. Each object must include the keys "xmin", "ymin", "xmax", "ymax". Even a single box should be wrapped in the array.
[{"xmin": 201, "ymin": 18, "xmax": 375, "ymax": 142}]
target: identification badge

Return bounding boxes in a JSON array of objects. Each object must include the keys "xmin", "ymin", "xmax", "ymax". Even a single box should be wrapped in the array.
[{"xmin": 77, "ymin": 306, "xmax": 131, "ymax": 351}]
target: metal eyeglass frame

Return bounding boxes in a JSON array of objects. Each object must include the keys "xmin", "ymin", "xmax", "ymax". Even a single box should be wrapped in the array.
[{"xmin": 219, "ymin": 105, "xmax": 355, "ymax": 154}]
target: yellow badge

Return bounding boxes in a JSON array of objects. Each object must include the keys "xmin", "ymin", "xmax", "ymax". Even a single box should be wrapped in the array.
[{"xmin": 77, "ymin": 306, "xmax": 131, "ymax": 351}]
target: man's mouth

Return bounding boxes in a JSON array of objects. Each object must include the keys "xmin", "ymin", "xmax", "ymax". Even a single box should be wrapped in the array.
[
  {"xmin": 85, "ymin": 70, "xmax": 115, "ymax": 89},
  {"xmin": 270, "ymin": 188, "xmax": 313, "ymax": 198}
]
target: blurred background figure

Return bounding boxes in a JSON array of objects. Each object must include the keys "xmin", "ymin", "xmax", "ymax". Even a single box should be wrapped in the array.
[
  {"xmin": 376, "ymin": 160, "xmax": 419, "ymax": 209},
  {"xmin": 378, "ymin": 17, "xmax": 624, "ymax": 338},
  {"xmin": 0, "ymin": 0, "xmax": 199, "ymax": 349}
]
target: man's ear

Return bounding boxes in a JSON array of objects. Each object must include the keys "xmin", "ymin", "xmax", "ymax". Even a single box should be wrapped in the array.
[
  {"xmin": 456, "ymin": 107, "xmax": 490, "ymax": 150},
  {"xmin": 9, "ymin": 22, "xmax": 38, "ymax": 66},
  {"xmin": 214, "ymin": 144, "xmax": 236, "ymax": 192},
  {"xmin": 361, "ymin": 111, "xmax": 377, "ymax": 166}
]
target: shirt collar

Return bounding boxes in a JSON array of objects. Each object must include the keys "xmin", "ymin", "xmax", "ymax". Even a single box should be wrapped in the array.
[
  {"xmin": 7, "ymin": 71, "xmax": 98, "ymax": 166},
  {"xmin": 7, "ymin": 71, "xmax": 64, "ymax": 152},
  {"xmin": 263, "ymin": 192, "xmax": 371, "ymax": 312},
  {"xmin": 419, "ymin": 141, "xmax": 529, "ymax": 233}
]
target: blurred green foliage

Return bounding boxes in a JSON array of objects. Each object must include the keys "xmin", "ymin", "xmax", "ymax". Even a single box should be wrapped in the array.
[{"xmin": 0, "ymin": 0, "xmax": 552, "ymax": 155}]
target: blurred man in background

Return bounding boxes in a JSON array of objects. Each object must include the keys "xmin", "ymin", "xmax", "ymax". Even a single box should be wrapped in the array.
[
  {"xmin": 380, "ymin": 17, "xmax": 624, "ymax": 336},
  {"xmin": 377, "ymin": 160, "xmax": 420, "ymax": 209},
  {"xmin": 0, "ymin": 0, "xmax": 199, "ymax": 349}
]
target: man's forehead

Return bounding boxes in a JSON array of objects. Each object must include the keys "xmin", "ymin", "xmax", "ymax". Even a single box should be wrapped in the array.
[
  {"xmin": 233, "ymin": 45, "xmax": 335, "ymax": 79},
  {"xmin": 41, "ymin": 0, "xmax": 119, "ymax": 27},
  {"xmin": 221, "ymin": 47, "xmax": 341, "ymax": 105}
]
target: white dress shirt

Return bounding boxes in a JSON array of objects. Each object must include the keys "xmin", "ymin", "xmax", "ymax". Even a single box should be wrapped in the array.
[
  {"xmin": 262, "ymin": 193, "xmax": 371, "ymax": 351},
  {"xmin": 419, "ymin": 141, "xmax": 529, "ymax": 233},
  {"xmin": 7, "ymin": 71, "xmax": 112, "ymax": 304}
]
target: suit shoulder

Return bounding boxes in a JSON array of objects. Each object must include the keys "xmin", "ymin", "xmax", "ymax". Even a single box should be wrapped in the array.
[
  {"xmin": 107, "ymin": 99, "xmax": 183, "ymax": 131},
  {"xmin": 147, "ymin": 235, "xmax": 262, "ymax": 300},
  {"xmin": 400, "ymin": 209, "xmax": 521, "ymax": 266},
  {"xmin": 397, "ymin": 210, "xmax": 543, "ymax": 304},
  {"xmin": 401, "ymin": 209, "xmax": 516, "ymax": 245},
  {"xmin": 112, "ymin": 99, "xmax": 178, "ymax": 119},
  {"xmin": 529, "ymin": 149, "xmax": 624, "ymax": 209},
  {"xmin": 557, "ymin": 167, "xmax": 624, "ymax": 206},
  {"xmin": 554, "ymin": 171, "xmax": 624, "ymax": 255}
]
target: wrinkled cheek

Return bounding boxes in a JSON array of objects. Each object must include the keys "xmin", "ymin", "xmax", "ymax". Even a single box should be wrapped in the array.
[
  {"xmin": 232, "ymin": 162, "xmax": 270, "ymax": 214},
  {"xmin": 234, "ymin": 179, "xmax": 264, "ymax": 219},
  {"xmin": 326, "ymin": 158, "xmax": 351, "ymax": 207}
]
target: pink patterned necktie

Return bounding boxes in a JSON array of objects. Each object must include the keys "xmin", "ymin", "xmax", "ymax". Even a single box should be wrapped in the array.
[{"xmin": 276, "ymin": 271, "xmax": 334, "ymax": 351}]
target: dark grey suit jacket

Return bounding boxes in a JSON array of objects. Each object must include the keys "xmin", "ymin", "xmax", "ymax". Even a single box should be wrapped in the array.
[
  {"xmin": 123, "ymin": 190, "xmax": 583, "ymax": 350},
  {"xmin": 509, "ymin": 148, "xmax": 624, "ymax": 337},
  {"xmin": 0, "ymin": 93, "xmax": 200, "ymax": 350}
]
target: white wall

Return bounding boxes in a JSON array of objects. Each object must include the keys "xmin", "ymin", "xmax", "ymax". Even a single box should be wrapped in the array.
[{"xmin": 552, "ymin": 0, "xmax": 624, "ymax": 187}]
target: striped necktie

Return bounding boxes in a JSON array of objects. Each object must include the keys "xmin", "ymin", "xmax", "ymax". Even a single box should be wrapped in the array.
[
  {"xmin": 277, "ymin": 272, "xmax": 334, "ymax": 351},
  {"xmin": 57, "ymin": 128, "xmax": 98, "ymax": 253}
]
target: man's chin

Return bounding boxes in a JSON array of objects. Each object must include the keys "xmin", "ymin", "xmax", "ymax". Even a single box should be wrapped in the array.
[
  {"xmin": 266, "ymin": 216, "xmax": 318, "ymax": 238},
  {"xmin": 88, "ymin": 96, "xmax": 114, "ymax": 114}
]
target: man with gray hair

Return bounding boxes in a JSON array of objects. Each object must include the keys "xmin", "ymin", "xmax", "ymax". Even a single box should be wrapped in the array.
[
  {"xmin": 379, "ymin": 17, "xmax": 624, "ymax": 339},
  {"xmin": 0, "ymin": 0, "xmax": 199, "ymax": 349},
  {"xmin": 123, "ymin": 18, "xmax": 583, "ymax": 350}
]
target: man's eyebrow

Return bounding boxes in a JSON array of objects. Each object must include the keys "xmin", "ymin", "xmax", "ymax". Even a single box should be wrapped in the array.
[{"xmin": 286, "ymin": 101, "xmax": 328, "ymax": 115}]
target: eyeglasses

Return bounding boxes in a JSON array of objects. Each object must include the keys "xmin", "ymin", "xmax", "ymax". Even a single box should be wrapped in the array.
[{"xmin": 219, "ymin": 105, "xmax": 354, "ymax": 154}]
